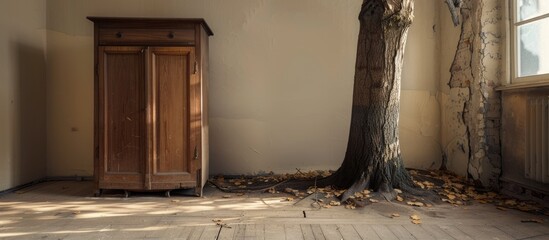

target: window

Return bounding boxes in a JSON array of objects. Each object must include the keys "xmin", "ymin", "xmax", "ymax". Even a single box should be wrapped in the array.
[{"xmin": 511, "ymin": 0, "xmax": 549, "ymax": 83}]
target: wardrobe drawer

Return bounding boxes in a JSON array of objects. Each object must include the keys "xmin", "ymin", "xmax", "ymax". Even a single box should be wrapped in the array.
[{"xmin": 98, "ymin": 28, "xmax": 195, "ymax": 45}]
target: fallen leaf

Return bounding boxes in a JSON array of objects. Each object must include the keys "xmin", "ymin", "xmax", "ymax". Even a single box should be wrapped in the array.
[
  {"xmin": 284, "ymin": 197, "xmax": 294, "ymax": 201},
  {"xmin": 369, "ymin": 199, "xmax": 379, "ymax": 203},
  {"xmin": 504, "ymin": 199, "xmax": 517, "ymax": 206},
  {"xmin": 72, "ymin": 211, "xmax": 81, "ymax": 215},
  {"xmin": 452, "ymin": 183, "xmax": 464, "ymax": 189},
  {"xmin": 345, "ymin": 204, "xmax": 356, "ymax": 210},
  {"xmin": 222, "ymin": 195, "xmax": 231, "ymax": 198},
  {"xmin": 391, "ymin": 213, "xmax": 400, "ymax": 218},
  {"xmin": 410, "ymin": 214, "xmax": 421, "ymax": 220},
  {"xmin": 496, "ymin": 206, "xmax": 507, "ymax": 211},
  {"xmin": 411, "ymin": 219, "xmax": 422, "ymax": 224},
  {"xmin": 171, "ymin": 200, "xmax": 180, "ymax": 203},
  {"xmin": 407, "ymin": 201, "xmax": 425, "ymax": 207},
  {"xmin": 236, "ymin": 193, "xmax": 245, "ymax": 196},
  {"xmin": 329, "ymin": 201, "xmax": 341, "ymax": 206},
  {"xmin": 396, "ymin": 195, "xmax": 404, "ymax": 202},
  {"xmin": 394, "ymin": 189, "xmax": 402, "ymax": 194},
  {"xmin": 517, "ymin": 205, "xmax": 539, "ymax": 212}
]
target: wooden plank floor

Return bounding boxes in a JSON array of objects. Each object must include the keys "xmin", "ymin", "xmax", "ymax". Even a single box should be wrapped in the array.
[{"xmin": 0, "ymin": 181, "xmax": 548, "ymax": 239}]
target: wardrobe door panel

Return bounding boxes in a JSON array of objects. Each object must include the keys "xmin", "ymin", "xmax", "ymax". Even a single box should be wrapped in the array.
[
  {"xmin": 98, "ymin": 46, "xmax": 146, "ymax": 188},
  {"xmin": 150, "ymin": 47, "xmax": 196, "ymax": 186}
]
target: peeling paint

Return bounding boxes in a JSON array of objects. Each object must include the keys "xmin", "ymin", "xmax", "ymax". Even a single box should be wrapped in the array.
[{"xmin": 444, "ymin": 0, "xmax": 502, "ymax": 189}]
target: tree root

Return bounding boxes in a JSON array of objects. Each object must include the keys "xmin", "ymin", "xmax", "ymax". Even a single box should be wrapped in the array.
[
  {"xmin": 208, "ymin": 169, "xmax": 439, "ymax": 206},
  {"xmin": 341, "ymin": 173, "xmax": 369, "ymax": 202}
]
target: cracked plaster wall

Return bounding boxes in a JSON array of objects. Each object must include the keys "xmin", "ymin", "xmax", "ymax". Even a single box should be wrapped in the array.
[
  {"xmin": 440, "ymin": 0, "xmax": 503, "ymax": 189},
  {"xmin": 45, "ymin": 0, "xmax": 443, "ymax": 177}
]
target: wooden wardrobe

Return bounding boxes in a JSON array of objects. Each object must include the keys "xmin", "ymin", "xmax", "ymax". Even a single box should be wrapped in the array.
[{"xmin": 88, "ymin": 17, "xmax": 212, "ymax": 197}]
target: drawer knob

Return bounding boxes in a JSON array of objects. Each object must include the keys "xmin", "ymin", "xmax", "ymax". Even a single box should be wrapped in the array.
[
  {"xmin": 168, "ymin": 32, "xmax": 175, "ymax": 39},
  {"xmin": 116, "ymin": 32, "xmax": 123, "ymax": 38}
]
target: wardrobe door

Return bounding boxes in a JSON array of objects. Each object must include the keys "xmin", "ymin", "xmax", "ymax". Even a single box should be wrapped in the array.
[
  {"xmin": 149, "ymin": 47, "xmax": 198, "ymax": 189},
  {"xmin": 98, "ymin": 46, "xmax": 146, "ymax": 190}
]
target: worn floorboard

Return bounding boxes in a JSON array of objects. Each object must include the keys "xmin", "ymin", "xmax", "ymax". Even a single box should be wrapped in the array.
[
  {"xmin": 438, "ymin": 225, "xmax": 473, "ymax": 240},
  {"xmin": 300, "ymin": 224, "xmax": 315, "ymax": 240},
  {"xmin": 458, "ymin": 225, "xmax": 514, "ymax": 240},
  {"xmin": 319, "ymin": 224, "xmax": 344, "ymax": 240},
  {"xmin": 285, "ymin": 224, "xmax": 304, "ymax": 240},
  {"xmin": 337, "ymin": 224, "xmax": 362, "ymax": 240},
  {"xmin": 0, "ymin": 181, "xmax": 548, "ymax": 240},
  {"xmin": 353, "ymin": 224, "xmax": 382, "ymax": 240},
  {"xmin": 372, "ymin": 224, "xmax": 399, "ymax": 240}
]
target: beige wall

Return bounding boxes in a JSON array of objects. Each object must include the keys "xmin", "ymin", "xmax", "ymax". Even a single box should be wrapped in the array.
[
  {"xmin": 438, "ymin": 2, "xmax": 468, "ymax": 177},
  {"xmin": 45, "ymin": 0, "xmax": 442, "ymax": 176},
  {"xmin": 0, "ymin": 0, "xmax": 47, "ymax": 190},
  {"xmin": 400, "ymin": 0, "xmax": 442, "ymax": 171}
]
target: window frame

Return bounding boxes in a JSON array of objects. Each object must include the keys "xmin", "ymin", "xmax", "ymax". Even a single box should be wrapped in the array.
[{"xmin": 509, "ymin": 0, "xmax": 549, "ymax": 85}]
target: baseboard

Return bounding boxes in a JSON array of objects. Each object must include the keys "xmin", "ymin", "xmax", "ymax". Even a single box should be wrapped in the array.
[
  {"xmin": 45, "ymin": 176, "xmax": 94, "ymax": 182},
  {"xmin": 0, "ymin": 176, "xmax": 93, "ymax": 196},
  {"xmin": 500, "ymin": 178, "xmax": 549, "ymax": 207}
]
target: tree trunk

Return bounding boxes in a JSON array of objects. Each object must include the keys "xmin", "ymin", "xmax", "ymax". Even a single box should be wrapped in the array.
[{"xmin": 328, "ymin": 0, "xmax": 415, "ymax": 198}]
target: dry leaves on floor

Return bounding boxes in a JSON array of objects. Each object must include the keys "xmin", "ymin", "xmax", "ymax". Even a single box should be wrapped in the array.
[
  {"xmin": 409, "ymin": 169, "xmax": 547, "ymax": 215},
  {"xmin": 210, "ymin": 169, "xmax": 547, "ymax": 214},
  {"xmin": 410, "ymin": 214, "xmax": 421, "ymax": 224}
]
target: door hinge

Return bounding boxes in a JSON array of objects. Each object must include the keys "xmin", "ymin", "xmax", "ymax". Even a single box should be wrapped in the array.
[
  {"xmin": 194, "ymin": 61, "xmax": 198, "ymax": 74},
  {"xmin": 193, "ymin": 146, "xmax": 199, "ymax": 160}
]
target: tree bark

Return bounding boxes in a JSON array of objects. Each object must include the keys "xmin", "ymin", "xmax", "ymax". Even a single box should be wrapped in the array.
[{"xmin": 328, "ymin": 0, "xmax": 415, "ymax": 198}]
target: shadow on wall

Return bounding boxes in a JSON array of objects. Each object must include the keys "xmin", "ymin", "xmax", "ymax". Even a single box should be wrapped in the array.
[{"xmin": 11, "ymin": 42, "xmax": 47, "ymax": 185}]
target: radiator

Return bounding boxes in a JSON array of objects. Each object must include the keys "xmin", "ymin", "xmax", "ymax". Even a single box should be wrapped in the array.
[{"xmin": 526, "ymin": 96, "xmax": 549, "ymax": 183}]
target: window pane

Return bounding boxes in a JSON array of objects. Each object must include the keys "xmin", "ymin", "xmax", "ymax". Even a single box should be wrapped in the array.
[
  {"xmin": 517, "ymin": 0, "xmax": 549, "ymax": 21},
  {"xmin": 517, "ymin": 18, "xmax": 549, "ymax": 77}
]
